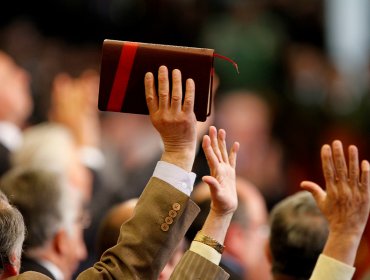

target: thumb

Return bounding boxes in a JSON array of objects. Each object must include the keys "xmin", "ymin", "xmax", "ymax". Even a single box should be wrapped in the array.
[
  {"xmin": 202, "ymin": 176, "xmax": 220, "ymax": 194},
  {"xmin": 300, "ymin": 181, "xmax": 326, "ymax": 205}
]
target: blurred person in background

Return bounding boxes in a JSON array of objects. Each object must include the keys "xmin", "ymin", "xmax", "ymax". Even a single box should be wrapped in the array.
[
  {"xmin": 10, "ymin": 122, "xmax": 93, "ymax": 203},
  {"xmin": 0, "ymin": 189, "xmax": 51, "ymax": 280},
  {"xmin": 214, "ymin": 90, "xmax": 286, "ymax": 210},
  {"xmin": 47, "ymin": 68, "xmax": 112, "ymax": 274},
  {"xmin": 267, "ymin": 191, "xmax": 328, "ymax": 279},
  {"xmin": 0, "ymin": 50, "xmax": 33, "ymax": 177},
  {"xmin": 0, "ymin": 167, "xmax": 88, "ymax": 280}
]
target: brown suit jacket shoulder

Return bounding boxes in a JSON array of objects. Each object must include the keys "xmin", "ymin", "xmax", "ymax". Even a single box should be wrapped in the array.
[{"xmin": 7, "ymin": 271, "xmax": 52, "ymax": 280}]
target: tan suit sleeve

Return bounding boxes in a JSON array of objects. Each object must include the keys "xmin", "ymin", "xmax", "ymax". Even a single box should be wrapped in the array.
[
  {"xmin": 170, "ymin": 250, "xmax": 229, "ymax": 280},
  {"xmin": 77, "ymin": 177, "xmax": 200, "ymax": 280}
]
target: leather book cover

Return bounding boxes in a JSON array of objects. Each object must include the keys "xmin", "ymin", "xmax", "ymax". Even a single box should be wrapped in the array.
[{"xmin": 98, "ymin": 39, "xmax": 215, "ymax": 121}]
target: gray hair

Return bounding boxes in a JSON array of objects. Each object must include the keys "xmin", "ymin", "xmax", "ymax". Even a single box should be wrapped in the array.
[
  {"xmin": 269, "ymin": 191, "xmax": 328, "ymax": 280},
  {"xmin": 0, "ymin": 190, "xmax": 25, "ymax": 262},
  {"xmin": 0, "ymin": 167, "xmax": 80, "ymax": 250},
  {"xmin": 11, "ymin": 122, "xmax": 77, "ymax": 176}
]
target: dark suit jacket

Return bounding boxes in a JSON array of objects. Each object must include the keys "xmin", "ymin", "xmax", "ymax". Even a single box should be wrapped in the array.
[
  {"xmin": 19, "ymin": 256, "xmax": 56, "ymax": 280},
  {"xmin": 219, "ymin": 256, "xmax": 245, "ymax": 280}
]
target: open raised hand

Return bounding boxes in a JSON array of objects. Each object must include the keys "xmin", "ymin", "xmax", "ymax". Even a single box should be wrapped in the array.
[
  {"xmin": 202, "ymin": 126, "xmax": 240, "ymax": 215},
  {"xmin": 301, "ymin": 140, "xmax": 370, "ymax": 265}
]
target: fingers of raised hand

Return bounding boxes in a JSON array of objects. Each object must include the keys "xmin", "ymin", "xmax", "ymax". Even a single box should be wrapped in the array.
[
  {"xmin": 209, "ymin": 126, "xmax": 223, "ymax": 163},
  {"xmin": 144, "ymin": 72, "xmax": 157, "ymax": 114},
  {"xmin": 145, "ymin": 66, "xmax": 195, "ymax": 116},
  {"xmin": 229, "ymin": 142, "xmax": 240, "ymax": 168},
  {"xmin": 361, "ymin": 160, "xmax": 370, "ymax": 194},
  {"xmin": 332, "ymin": 140, "xmax": 348, "ymax": 182},
  {"xmin": 183, "ymin": 78, "xmax": 195, "ymax": 113},
  {"xmin": 348, "ymin": 145, "xmax": 359, "ymax": 189},
  {"xmin": 217, "ymin": 129, "xmax": 229, "ymax": 163},
  {"xmin": 321, "ymin": 144, "xmax": 335, "ymax": 189},
  {"xmin": 158, "ymin": 65, "xmax": 169, "ymax": 110},
  {"xmin": 202, "ymin": 134, "xmax": 219, "ymax": 170},
  {"xmin": 171, "ymin": 69, "xmax": 182, "ymax": 112}
]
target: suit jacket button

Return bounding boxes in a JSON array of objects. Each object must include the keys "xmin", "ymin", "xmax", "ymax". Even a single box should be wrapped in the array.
[
  {"xmin": 169, "ymin": 210, "xmax": 177, "ymax": 218},
  {"xmin": 165, "ymin": 216, "xmax": 173, "ymax": 224},
  {"xmin": 161, "ymin": 223, "xmax": 169, "ymax": 232},
  {"xmin": 172, "ymin": 203, "xmax": 181, "ymax": 211}
]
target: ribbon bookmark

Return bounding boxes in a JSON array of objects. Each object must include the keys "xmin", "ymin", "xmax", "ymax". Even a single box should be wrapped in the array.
[{"xmin": 214, "ymin": 53, "xmax": 239, "ymax": 74}]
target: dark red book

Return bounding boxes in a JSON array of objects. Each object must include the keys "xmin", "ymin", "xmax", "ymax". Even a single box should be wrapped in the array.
[{"xmin": 98, "ymin": 40, "xmax": 215, "ymax": 121}]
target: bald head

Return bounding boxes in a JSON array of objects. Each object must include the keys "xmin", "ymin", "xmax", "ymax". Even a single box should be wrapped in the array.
[{"xmin": 215, "ymin": 91, "xmax": 272, "ymax": 146}]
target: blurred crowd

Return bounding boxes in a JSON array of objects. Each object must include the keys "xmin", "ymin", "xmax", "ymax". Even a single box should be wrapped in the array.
[{"xmin": 1, "ymin": 0, "xmax": 370, "ymax": 279}]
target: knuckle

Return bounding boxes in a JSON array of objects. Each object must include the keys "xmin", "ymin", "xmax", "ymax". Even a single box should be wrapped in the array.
[
  {"xmin": 183, "ymin": 98, "xmax": 193, "ymax": 107},
  {"xmin": 171, "ymin": 95, "xmax": 182, "ymax": 103},
  {"xmin": 159, "ymin": 92, "xmax": 168, "ymax": 99},
  {"xmin": 145, "ymin": 95, "xmax": 154, "ymax": 103}
]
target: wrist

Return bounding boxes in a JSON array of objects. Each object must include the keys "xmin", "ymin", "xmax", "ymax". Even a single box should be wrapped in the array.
[
  {"xmin": 194, "ymin": 231, "xmax": 225, "ymax": 254},
  {"xmin": 200, "ymin": 210, "xmax": 233, "ymax": 245},
  {"xmin": 161, "ymin": 150, "xmax": 195, "ymax": 172},
  {"xmin": 323, "ymin": 231, "xmax": 363, "ymax": 265},
  {"xmin": 327, "ymin": 230, "xmax": 362, "ymax": 247}
]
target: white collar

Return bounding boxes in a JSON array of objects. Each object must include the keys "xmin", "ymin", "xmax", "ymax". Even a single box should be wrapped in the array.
[
  {"xmin": 37, "ymin": 259, "xmax": 64, "ymax": 280},
  {"xmin": 0, "ymin": 122, "xmax": 22, "ymax": 151}
]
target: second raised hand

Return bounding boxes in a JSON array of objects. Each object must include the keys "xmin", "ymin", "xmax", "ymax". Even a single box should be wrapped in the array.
[
  {"xmin": 202, "ymin": 126, "xmax": 240, "ymax": 216},
  {"xmin": 300, "ymin": 140, "xmax": 370, "ymax": 266}
]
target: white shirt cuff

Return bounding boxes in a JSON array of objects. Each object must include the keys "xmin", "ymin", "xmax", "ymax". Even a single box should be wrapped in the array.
[
  {"xmin": 152, "ymin": 161, "xmax": 196, "ymax": 196},
  {"xmin": 310, "ymin": 254, "xmax": 355, "ymax": 280},
  {"xmin": 189, "ymin": 241, "xmax": 222, "ymax": 265}
]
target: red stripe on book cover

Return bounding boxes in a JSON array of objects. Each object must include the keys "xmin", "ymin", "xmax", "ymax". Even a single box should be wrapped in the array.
[{"xmin": 107, "ymin": 42, "xmax": 139, "ymax": 111}]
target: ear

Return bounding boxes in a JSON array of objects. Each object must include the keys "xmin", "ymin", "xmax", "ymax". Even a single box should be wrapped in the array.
[
  {"xmin": 264, "ymin": 239, "xmax": 272, "ymax": 264},
  {"xmin": 2, "ymin": 264, "xmax": 18, "ymax": 278},
  {"xmin": 1, "ymin": 253, "xmax": 19, "ymax": 278},
  {"xmin": 53, "ymin": 229, "xmax": 69, "ymax": 256},
  {"xmin": 224, "ymin": 224, "xmax": 245, "ymax": 257}
]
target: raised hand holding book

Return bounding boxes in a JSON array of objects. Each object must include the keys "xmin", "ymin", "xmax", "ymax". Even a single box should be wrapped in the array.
[{"xmin": 98, "ymin": 40, "xmax": 238, "ymax": 122}]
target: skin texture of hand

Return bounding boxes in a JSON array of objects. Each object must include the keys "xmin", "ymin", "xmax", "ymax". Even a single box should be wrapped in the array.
[
  {"xmin": 49, "ymin": 70, "xmax": 100, "ymax": 148},
  {"xmin": 301, "ymin": 140, "xmax": 370, "ymax": 265},
  {"xmin": 200, "ymin": 126, "xmax": 240, "ymax": 244},
  {"xmin": 145, "ymin": 65, "xmax": 197, "ymax": 172}
]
